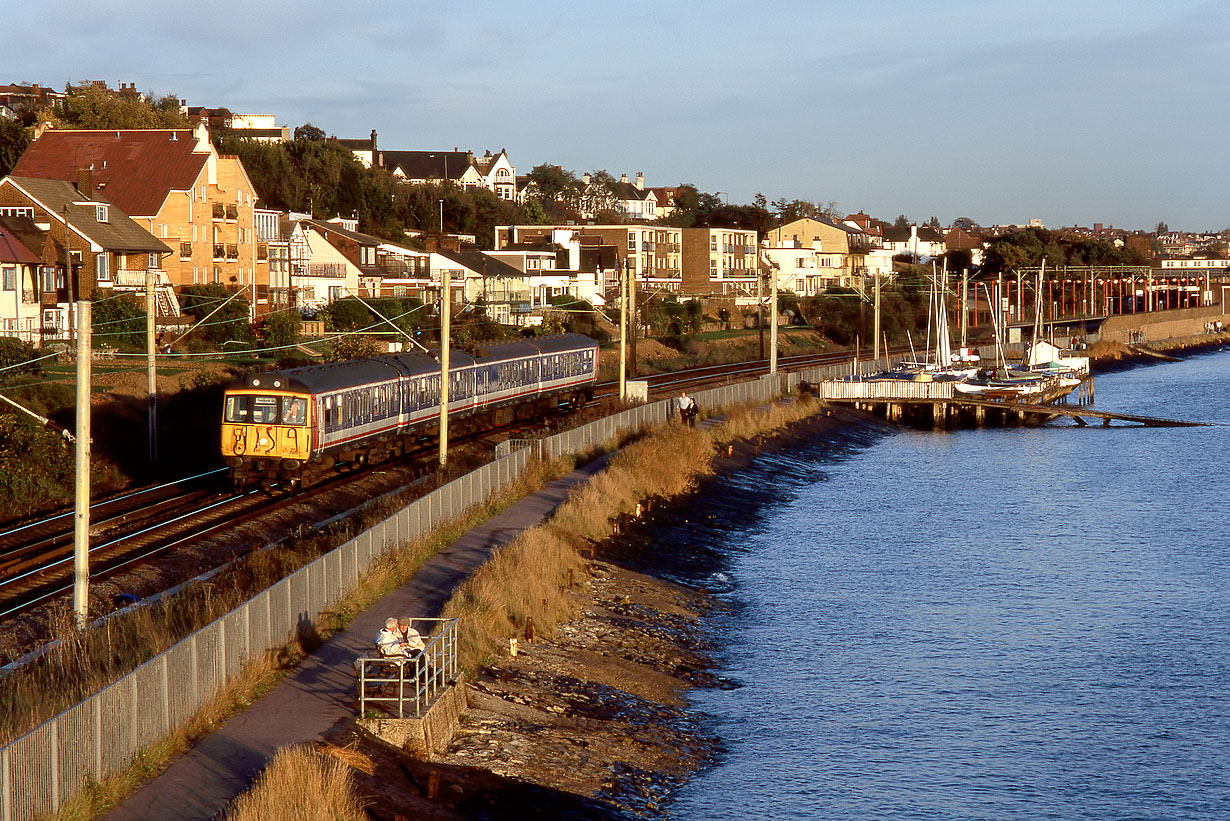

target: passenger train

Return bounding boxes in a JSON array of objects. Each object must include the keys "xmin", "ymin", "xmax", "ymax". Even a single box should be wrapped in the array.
[{"xmin": 221, "ymin": 334, "xmax": 599, "ymax": 490}]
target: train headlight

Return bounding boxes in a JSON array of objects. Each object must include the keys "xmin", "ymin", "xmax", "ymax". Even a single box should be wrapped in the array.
[{"xmin": 259, "ymin": 437, "xmax": 269, "ymax": 446}]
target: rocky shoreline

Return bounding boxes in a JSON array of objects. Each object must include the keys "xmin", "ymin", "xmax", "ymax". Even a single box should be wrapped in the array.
[
  {"xmin": 325, "ymin": 560, "xmax": 726, "ymax": 819},
  {"xmin": 315, "ymin": 408, "xmax": 873, "ymax": 819}
]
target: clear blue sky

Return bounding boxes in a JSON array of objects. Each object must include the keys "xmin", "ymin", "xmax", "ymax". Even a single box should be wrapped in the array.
[{"xmin": 7, "ymin": 0, "xmax": 1228, "ymax": 232}]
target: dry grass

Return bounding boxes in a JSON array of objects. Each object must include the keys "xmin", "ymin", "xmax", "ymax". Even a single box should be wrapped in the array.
[
  {"xmin": 53, "ymin": 648, "xmax": 288, "ymax": 820},
  {"xmin": 223, "ymin": 745, "xmax": 367, "ymax": 821},
  {"xmin": 0, "ymin": 455, "xmax": 571, "ymax": 749},
  {"xmin": 444, "ymin": 393, "xmax": 829, "ymax": 670}
]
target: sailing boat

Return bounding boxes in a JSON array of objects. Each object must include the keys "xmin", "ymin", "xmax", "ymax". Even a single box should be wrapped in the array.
[
  {"xmin": 953, "ymin": 281, "xmax": 1053, "ymax": 399},
  {"xmin": 882, "ymin": 262, "xmax": 979, "ymax": 382}
]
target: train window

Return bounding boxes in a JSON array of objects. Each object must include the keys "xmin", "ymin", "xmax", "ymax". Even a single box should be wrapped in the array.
[
  {"xmin": 224, "ymin": 395, "xmax": 250, "ymax": 423},
  {"xmin": 252, "ymin": 396, "xmax": 279, "ymax": 424},
  {"xmin": 282, "ymin": 397, "xmax": 306, "ymax": 425}
]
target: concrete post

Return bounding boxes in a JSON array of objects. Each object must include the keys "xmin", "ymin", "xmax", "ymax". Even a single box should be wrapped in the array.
[{"xmin": 73, "ymin": 299, "xmax": 91, "ymax": 628}]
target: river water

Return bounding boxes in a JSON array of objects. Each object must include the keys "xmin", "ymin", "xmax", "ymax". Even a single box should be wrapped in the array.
[{"xmin": 640, "ymin": 348, "xmax": 1230, "ymax": 820}]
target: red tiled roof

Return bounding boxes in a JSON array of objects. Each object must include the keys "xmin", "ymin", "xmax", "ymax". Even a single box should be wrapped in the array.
[
  {"xmin": 0, "ymin": 223, "xmax": 42, "ymax": 265},
  {"xmin": 11, "ymin": 129, "xmax": 210, "ymax": 218}
]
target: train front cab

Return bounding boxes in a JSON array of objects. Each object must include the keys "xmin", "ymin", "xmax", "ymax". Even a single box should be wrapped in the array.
[{"xmin": 221, "ymin": 389, "xmax": 313, "ymax": 490}]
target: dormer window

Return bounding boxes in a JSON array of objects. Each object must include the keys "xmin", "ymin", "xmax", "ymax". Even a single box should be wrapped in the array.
[{"xmin": 96, "ymin": 204, "xmax": 109, "ymax": 223}]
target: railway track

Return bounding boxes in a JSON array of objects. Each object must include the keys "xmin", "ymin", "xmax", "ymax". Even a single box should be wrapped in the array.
[
  {"xmin": 0, "ymin": 408, "xmax": 588, "ymax": 624},
  {"xmin": 0, "ymin": 344, "xmax": 888, "ymax": 627}
]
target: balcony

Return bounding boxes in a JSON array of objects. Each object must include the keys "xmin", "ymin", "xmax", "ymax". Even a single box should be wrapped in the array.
[
  {"xmin": 213, "ymin": 245, "xmax": 225, "ymax": 261},
  {"xmin": 112, "ymin": 269, "xmax": 152, "ymax": 287},
  {"xmin": 226, "ymin": 244, "xmax": 239, "ymax": 260},
  {"xmin": 225, "ymin": 204, "xmax": 238, "ymax": 221},
  {"xmin": 380, "ymin": 260, "xmax": 429, "ymax": 278},
  {"xmin": 180, "ymin": 241, "xmax": 192, "ymax": 259},
  {"xmin": 302, "ymin": 263, "xmax": 348, "ymax": 278},
  {"xmin": 257, "ymin": 243, "xmax": 268, "ymax": 261},
  {"xmin": 212, "ymin": 203, "xmax": 224, "ymax": 220}
]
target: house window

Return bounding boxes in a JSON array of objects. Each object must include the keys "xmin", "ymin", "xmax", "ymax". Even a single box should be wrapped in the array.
[
  {"xmin": 149, "ymin": 253, "xmax": 161, "ymax": 270},
  {"xmin": 1, "ymin": 266, "xmax": 15, "ymax": 291},
  {"xmin": 627, "ymin": 232, "xmax": 636, "ymax": 251},
  {"xmin": 0, "ymin": 207, "xmax": 34, "ymax": 219},
  {"xmin": 96, "ymin": 204, "xmax": 109, "ymax": 223},
  {"xmin": 95, "ymin": 253, "xmax": 110, "ymax": 282}
]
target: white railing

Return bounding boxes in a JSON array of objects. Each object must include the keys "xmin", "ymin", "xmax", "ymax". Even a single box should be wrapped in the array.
[{"xmin": 820, "ymin": 380, "xmax": 956, "ymax": 401}]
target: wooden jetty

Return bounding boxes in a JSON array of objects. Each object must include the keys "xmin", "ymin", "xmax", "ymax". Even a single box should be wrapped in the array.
[{"xmin": 818, "ymin": 376, "xmax": 1205, "ymax": 429}]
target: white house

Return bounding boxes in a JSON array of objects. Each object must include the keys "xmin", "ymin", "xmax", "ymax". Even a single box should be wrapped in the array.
[
  {"xmin": 288, "ymin": 221, "xmax": 362, "ymax": 312},
  {"xmin": 0, "ymin": 219, "xmax": 43, "ymax": 343}
]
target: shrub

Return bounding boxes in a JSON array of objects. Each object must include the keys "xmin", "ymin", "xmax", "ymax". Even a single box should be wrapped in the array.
[
  {"xmin": 0, "ymin": 337, "xmax": 39, "ymax": 373},
  {"xmin": 0, "ymin": 413, "xmax": 74, "ymax": 518},
  {"xmin": 259, "ymin": 310, "xmax": 302, "ymax": 350}
]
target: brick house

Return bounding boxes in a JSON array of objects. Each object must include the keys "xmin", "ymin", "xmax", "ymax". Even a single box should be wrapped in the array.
[
  {"xmin": 11, "ymin": 124, "xmax": 261, "ymax": 314},
  {"xmin": 0, "ymin": 174, "xmax": 171, "ymax": 339}
]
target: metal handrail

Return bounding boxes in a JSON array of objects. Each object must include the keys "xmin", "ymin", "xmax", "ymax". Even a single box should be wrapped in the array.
[{"xmin": 356, "ymin": 617, "xmax": 458, "ymax": 718}]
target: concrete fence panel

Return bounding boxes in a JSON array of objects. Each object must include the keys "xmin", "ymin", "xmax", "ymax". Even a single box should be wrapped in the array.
[
  {"xmin": 223, "ymin": 607, "xmax": 247, "ymax": 679},
  {"xmin": 54, "ymin": 700, "xmax": 92, "ymax": 812},
  {"xmin": 10, "ymin": 723, "xmax": 53, "ymax": 819}
]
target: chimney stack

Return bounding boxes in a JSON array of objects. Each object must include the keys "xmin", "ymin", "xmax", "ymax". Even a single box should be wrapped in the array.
[
  {"xmin": 635, "ymin": 172, "xmax": 644, "ymax": 190},
  {"xmin": 370, "ymin": 129, "xmax": 377, "ymax": 151},
  {"xmin": 76, "ymin": 168, "xmax": 94, "ymax": 197},
  {"xmin": 619, "ymin": 173, "xmax": 628, "ymax": 184}
]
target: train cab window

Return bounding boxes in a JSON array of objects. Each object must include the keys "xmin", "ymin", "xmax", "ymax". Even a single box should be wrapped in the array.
[
  {"xmin": 224, "ymin": 396, "xmax": 250, "ymax": 423},
  {"xmin": 282, "ymin": 397, "xmax": 306, "ymax": 425},
  {"xmin": 251, "ymin": 396, "xmax": 280, "ymax": 424}
]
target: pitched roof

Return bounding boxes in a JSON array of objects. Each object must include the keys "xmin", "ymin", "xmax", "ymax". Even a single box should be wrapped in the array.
[
  {"xmin": 2, "ymin": 176, "xmax": 170, "ymax": 254},
  {"xmin": 612, "ymin": 181, "xmax": 652, "ymax": 202},
  {"xmin": 11, "ymin": 128, "xmax": 211, "ymax": 217},
  {"xmin": 303, "ymin": 219, "xmax": 420, "ymax": 257},
  {"xmin": 0, "ymin": 217, "xmax": 43, "ymax": 264},
  {"xmin": 435, "ymin": 248, "xmax": 525, "ymax": 280},
  {"xmin": 379, "ymin": 150, "xmax": 469, "ymax": 181},
  {"xmin": 779, "ymin": 216, "xmax": 862, "ymax": 236}
]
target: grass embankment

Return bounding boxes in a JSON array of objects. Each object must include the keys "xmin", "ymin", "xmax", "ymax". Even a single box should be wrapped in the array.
[
  {"xmin": 222, "ymin": 745, "xmax": 369, "ymax": 821},
  {"xmin": 12, "ymin": 458, "xmax": 574, "ymax": 821},
  {"xmin": 442, "ymin": 394, "xmax": 827, "ymax": 671}
]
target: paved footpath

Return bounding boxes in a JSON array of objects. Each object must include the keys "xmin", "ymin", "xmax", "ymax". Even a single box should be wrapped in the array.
[{"xmin": 103, "ymin": 457, "xmax": 610, "ymax": 821}]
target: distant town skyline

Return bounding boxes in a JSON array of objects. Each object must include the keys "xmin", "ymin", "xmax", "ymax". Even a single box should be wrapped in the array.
[{"xmin": 7, "ymin": 0, "xmax": 1228, "ymax": 233}]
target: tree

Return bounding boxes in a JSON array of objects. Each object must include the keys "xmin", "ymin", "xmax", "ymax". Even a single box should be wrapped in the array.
[
  {"xmin": 259, "ymin": 310, "xmax": 302, "ymax": 349},
  {"xmin": 44, "ymin": 84, "xmax": 187, "ymax": 129},
  {"xmin": 925, "ymin": 216, "xmax": 942, "ymax": 230},
  {"xmin": 0, "ymin": 118, "xmax": 30, "ymax": 178},
  {"xmin": 1155, "ymin": 221, "xmax": 1169, "ymax": 235},
  {"xmin": 329, "ymin": 334, "xmax": 381, "ymax": 361},
  {"xmin": 91, "ymin": 293, "xmax": 147, "ymax": 350},
  {"xmin": 523, "ymin": 196, "xmax": 549, "ymax": 225},
  {"xmin": 581, "ymin": 169, "xmax": 621, "ymax": 217},
  {"xmin": 0, "ymin": 338, "xmax": 39, "ymax": 375},
  {"xmin": 178, "ymin": 284, "xmax": 254, "ymax": 348},
  {"xmin": 893, "ymin": 214, "xmax": 911, "ymax": 229},
  {"xmin": 524, "ymin": 164, "xmax": 582, "ymax": 219},
  {"xmin": 953, "ymin": 216, "xmax": 980, "ymax": 232},
  {"xmin": 321, "ymin": 297, "xmax": 372, "ymax": 332},
  {"xmin": 294, "ymin": 122, "xmax": 326, "ymax": 141}
]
